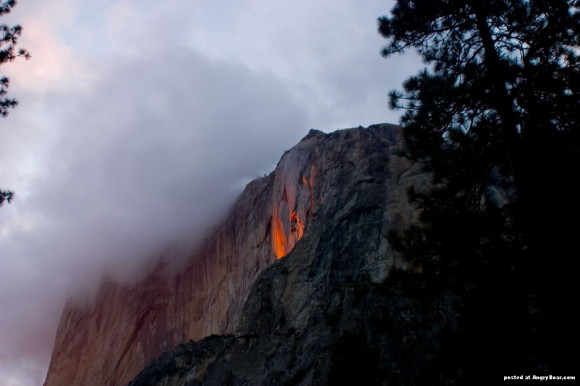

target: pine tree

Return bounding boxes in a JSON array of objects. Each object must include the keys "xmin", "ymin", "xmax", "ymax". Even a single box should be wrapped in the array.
[
  {"xmin": 1, "ymin": 0, "xmax": 30, "ymax": 206},
  {"xmin": 379, "ymin": 1, "xmax": 578, "ymax": 382}
]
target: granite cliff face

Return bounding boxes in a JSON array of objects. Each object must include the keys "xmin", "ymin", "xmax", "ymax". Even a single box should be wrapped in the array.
[
  {"xmin": 127, "ymin": 124, "xmax": 430, "ymax": 386},
  {"xmin": 45, "ymin": 124, "xmax": 423, "ymax": 385}
]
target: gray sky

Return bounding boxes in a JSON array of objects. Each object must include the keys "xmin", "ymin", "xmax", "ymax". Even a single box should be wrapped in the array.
[{"xmin": 0, "ymin": 1, "xmax": 421, "ymax": 384}]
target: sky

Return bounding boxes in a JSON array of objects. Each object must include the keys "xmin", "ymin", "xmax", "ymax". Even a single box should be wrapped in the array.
[{"xmin": 0, "ymin": 1, "xmax": 421, "ymax": 384}]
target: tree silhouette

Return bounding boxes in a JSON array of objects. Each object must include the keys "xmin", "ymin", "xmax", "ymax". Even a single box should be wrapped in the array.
[
  {"xmin": 380, "ymin": 1, "xmax": 578, "ymax": 382},
  {"xmin": 1, "ymin": 0, "xmax": 30, "ymax": 206}
]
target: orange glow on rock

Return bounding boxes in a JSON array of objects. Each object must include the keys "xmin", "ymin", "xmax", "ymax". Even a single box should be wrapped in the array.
[
  {"xmin": 290, "ymin": 211, "xmax": 304, "ymax": 240},
  {"xmin": 272, "ymin": 207, "xmax": 287, "ymax": 259},
  {"xmin": 271, "ymin": 168, "xmax": 316, "ymax": 259},
  {"xmin": 272, "ymin": 207, "xmax": 306, "ymax": 259}
]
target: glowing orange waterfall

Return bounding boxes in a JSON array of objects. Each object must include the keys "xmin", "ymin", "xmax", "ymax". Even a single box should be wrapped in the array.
[
  {"xmin": 272, "ymin": 207, "xmax": 306, "ymax": 259},
  {"xmin": 272, "ymin": 206, "xmax": 287, "ymax": 259},
  {"xmin": 271, "ymin": 170, "xmax": 315, "ymax": 259}
]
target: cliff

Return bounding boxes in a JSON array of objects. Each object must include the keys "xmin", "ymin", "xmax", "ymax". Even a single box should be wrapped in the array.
[
  {"xmin": 44, "ymin": 124, "xmax": 423, "ymax": 385},
  {"xmin": 127, "ymin": 124, "xmax": 431, "ymax": 385}
]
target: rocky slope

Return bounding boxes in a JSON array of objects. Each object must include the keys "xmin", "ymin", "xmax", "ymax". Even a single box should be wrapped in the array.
[
  {"xmin": 128, "ymin": 124, "xmax": 432, "ymax": 385},
  {"xmin": 45, "ymin": 124, "xmax": 424, "ymax": 386}
]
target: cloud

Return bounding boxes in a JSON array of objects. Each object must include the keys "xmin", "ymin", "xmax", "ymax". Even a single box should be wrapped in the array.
[
  {"xmin": 1, "ymin": 9, "xmax": 306, "ymax": 386},
  {"xmin": 185, "ymin": 0, "xmax": 422, "ymax": 128},
  {"xmin": 0, "ymin": 1, "xmax": 422, "ymax": 384}
]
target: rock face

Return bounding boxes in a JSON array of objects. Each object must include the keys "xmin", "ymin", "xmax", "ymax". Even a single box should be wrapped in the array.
[
  {"xmin": 128, "ymin": 124, "xmax": 431, "ymax": 386},
  {"xmin": 45, "ymin": 124, "xmax": 423, "ymax": 386}
]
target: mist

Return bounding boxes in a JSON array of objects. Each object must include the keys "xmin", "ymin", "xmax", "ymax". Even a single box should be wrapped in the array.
[{"xmin": 0, "ymin": 1, "xmax": 421, "ymax": 384}]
